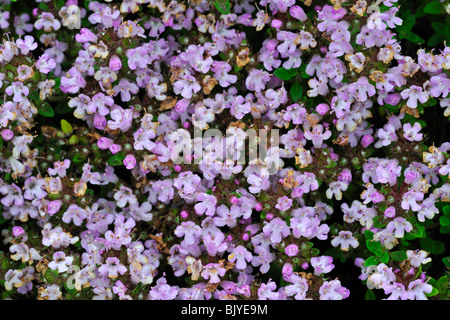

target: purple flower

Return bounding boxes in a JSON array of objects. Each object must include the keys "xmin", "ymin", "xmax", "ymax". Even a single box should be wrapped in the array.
[
  {"xmin": 114, "ymin": 186, "xmax": 137, "ymax": 208},
  {"xmin": 246, "ymin": 68, "xmax": 271, "ymax": 92},
  {"xmin": 284, "ymin": 273, "xmax": 309, "ymax": 300},
  {"xmin": 290, "ymin": 6, "xmax": 307, "ymax": 21},
  {"xmin": 403, "ymin": 122, "xmax": 423, "ymax": 142},
  {"xmin": 98, "ymin": 257, "xmax": 127, "ymax": 279},
  {"xmin": 401, "ymin": 85, "xmax": 429, "ymax": 108},
  {"xmin": 34, "ymin": 12, "xmax": 61, "ymax": 31},
  {"xmin": 331, "ymin": 231, "xmax": 359, "ymax": 251},
  {"xmin": 173, "ymin": 75, "xmax": 201, "ymax": 99},
  {"xmin": 213, "ymin": 204, "xmax": 241, "ymax": 228},
  {"xmin": 60, "ymin": 67, "xmax": 86, "ymax": 94},
  {"xmin": 275, "ymin": 196, "xmax": 293, "ymax": 211},
  {"xmin": 263, "ymin": 217, "xmax": 290, "ymax": 244},
  {"xmin": 311, "ymin": 256, "xmax": 335, "ymax": 275},
  {"xmin": 194, "ymin": 193, "xmax": 217, "ymax": 216},
  {"xmin": 5, "ymin": 82, "xmax": 29, "ymax": 102},
  {"xmin": 62, "ymin": 204, "xmax": 87, "ymax": 226},
  {"xmin": 48, "ymin": 159, "xmax": 71, "ymax": 178},
  {"xmin": 174, "ymin": 221, "xmax": 202, "ymax": 246},
  {"xmin": 48, "ymin": 251, "xmax": 73, "ymax": 273},
  {"xmin": 16, "ymin": 35, "xmax": 37, "ymax": 55},
  {"xmin": 201, "ymin": 263, "xmax": 227, "ymax": 284},
  {"xmin": 401, "ymin": 190, "xmax": 424, "ymax": 212},
  {"xmin": 285, "ymin": 244, "xmax": 299, "ymax": 257},
  {"xmin": 319, "ymin": 280, "xmax": 350, "ymax": 300},
  {"xmin": 123, "ymin": 154, "xmax": 137, "ymax": 170},
  {"xmin": 228, "ymin": 245, "xmax": 252, "ymax": 270}
]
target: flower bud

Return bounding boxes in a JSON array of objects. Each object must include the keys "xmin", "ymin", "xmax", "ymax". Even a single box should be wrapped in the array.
[
  {"xmin": 285, "ymin": 244, "xmax": 299, "ymax": 257},
  {"xmin": 93, "ymin": 113, "xmax": 107, "ymax": 130},
  {"xmin": 384, "ymin": 206, "xmax": 396, "ymax": 218},
  {"xmin": 109, "ymin": 55, "xmax": 122, "ymax": 71},
  {"xmin": 290, "ymin": 5, "xmax": 307, "ymax": 21},
  {"xmin": 97, "ymin": 137, "xmax": 114, "ymax": 149},
  {"xmin": 361, "ymin": 134, "xmax": 374, "ymax": 148},
  {"xmin": 180, "ymin": 210, "xmax": 189, "ymax": 219},
  {"xmin": 123, "ymin": 154, "xmax": 136, "ymax": 169},
  {"xmin": 12, "ymin": 226, "xmax": 25, "ymax": 237},
  {"xmin": 230, "ymin": 196, "xmax": 238, "ymax": 205},
  {"xmin": 271, "ymin": 19, "xmax": 283, "ymax": 29},
  {"xmin": 109, "ymin": 144, "xmax": 122, "ymax": 154},
  {"xmin": 315, "ymin": 103, "xmax": 330, "ymax": 115},
  {"xmin": 282, "ymin": 263, "xmax": 294, "ymax": 279},
  {"xmin": 48, "ymin": 200, "xmax": 62, "ymax": 215},
  {"xmin": 1, "ymin": 129, "xmax": 14, "ymax": 141},
  {"xmin": 404, "ymin": 170, "xmax": 418, "ymax": 184}
]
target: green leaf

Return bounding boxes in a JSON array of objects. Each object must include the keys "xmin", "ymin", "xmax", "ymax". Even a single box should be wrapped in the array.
[
  {"xmin": 380, "ymin": 252, "xmax": 389, "ymax": 264},
  {"xmin": 440, "ymin": 224, "xmax": 450, "ymax": 234},
  {"xmin": 426, "ymin": 286, "xmax": 439, "ymax": 297},
  {"xmin": 364, "ymin": 256, "xmax": 379, "ymax": 267},
  {"xmin": 384, "ymin": 104, "xmax": 400, "ymax": 113},
  {"xmin": 38, "ymin": 102, "xmax": 55, "ymax": 117},
  {"xmin": 423, "ymin": 1, "xmax": 443, "ymax": 14},
  {"xmin": 274, "ymin": 67, "xmax": 298, "ymax": 81},
  {"xmin": 72, "ymin": 154, "xmax": 87, "ymax": 163},
  {"xmin": 366, "ymin": 240, "xmax": 383, "ymax": 256},
  {"xmin": 406, "ymin": 32, "xmax": 425, "ymax": 44},
  {"xmin": 107, "ymin": 151, "xmax": 126, "ymax": 166},
  {"xmin": 364, "ymin": 229, "xmax": 374, "ymax": 241},
  {"xmin": 364, "ymin": 289, "xmax": 376, "ymax": 300},
  {"xmin": 443, "ymin": 256, "xmax": 450, "ymax": 268},
  {"xmin": 213, "ymin": 0, "xmax": 230, "ymax": 14},
  {"xmin": 61, "ymin": 119, "xmax": 73, "ymax": 135},
  {"xmin": 401, "ymin": 15, "xmax": 416, "ymax": 33},
  {"xmin": 423, "ymin": 98, "xmax": 437, "ymax": 107},
  {"xmin": 390, "ymin": 250, "xmax": 408, "ymax": 262},
  {"xmin": 290, "ymin": 82, "xmax": 303, "ymax": 102},
  {"xmin": 440, "ymin": 214, "xmax": 450, "ymax": 227}
]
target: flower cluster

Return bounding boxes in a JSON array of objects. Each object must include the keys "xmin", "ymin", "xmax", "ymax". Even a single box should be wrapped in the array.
[{"xmin": 0, "ymin": 0, "xmax": 449, "ymax": 301}]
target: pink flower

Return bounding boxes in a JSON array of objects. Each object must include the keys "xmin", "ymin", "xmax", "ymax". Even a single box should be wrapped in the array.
[{"xmin": 123, "ymin": 154, "xmax": 136, "ymax": 170}]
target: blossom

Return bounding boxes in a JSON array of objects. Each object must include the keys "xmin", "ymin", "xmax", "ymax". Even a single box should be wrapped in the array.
[
  {"xmin": 400, "ymin": 85, "xmax": 429, "ymax": 108},
  {"xmin": 201, "ymin": 263, "xmax": 227, "ymax": 284},
  {"xmin": 331, "ymin": 231, "xmax": 359, "ymax": 251},
  {"xmin": 228, "ymin": 246, "xmax": 252, "ymax": 270},
  {"xmin": 98, "ymin": 257, "xmax": 127, "ymax": 279},
  {"xmin": 48, "ymin": 251, "xmax": 73, "ymax": 273},
  {"xmin": 311, "ymin": 256, "xmax": 335, "ymax": 275}
]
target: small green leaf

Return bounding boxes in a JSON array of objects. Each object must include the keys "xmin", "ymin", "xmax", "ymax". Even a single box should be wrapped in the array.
[
  {"xmin": 401, "ymin": 15, "xmax": 416, "ymax": 33},
  {"xmin": 366, "ymin": 240, "xmax": 383, "ymax": 256},
  {"xmin": 440, "ymin": 214, "xmax": 450, "ymax": 227},
  {"xmin": 390, "ymin": 250, "xmax": 408, "ymax": 262},
  {"xmin": 380, "ymin": 252, "xmax": 389, "ymax": 264},
  {"xmin": 290, "ymin": 82, "xmax": 303, "ymax": 102},
  {"xmin": 426, "ymin": 286, "xmax": 439, "ymax": 297},
  {"xmin": 213, "ymin": 0, "xmax": 230, "ymax": 14},
  {"xmin": 443, "ymin": 256, "xmax": 450, "ymax": 268},
  {"xmin": 73, "ymin": 154, "xmax": 87, "ymax": 163},
  {"xmin": 423, "ymin": 1, "xmax": 443, "ymax": 14},
  {"xmin": 274, "ymin": 67, "xmax": 298, "ymax": 81},
  {"xmin": 406, "ymin": 32, "xmax": 425, "ymax": 44},
  {"xmin": 364, "ymin": 256, "xmax": 379, "ymax": 267},
  {"xmin": 69, "ymin": 135, "xmax": 79, "ymax": 145},
  {"xmin": 364, "ymin": 289, "xmax": 376, "ymax": 300},
  {"xmin": 107, "ymin": 151, "xmax": 126, "ymax": 166},
  {"xmin": 38, "ymin": 102, "xmax": 55, "ymax": 117},
  {"xmin": 61, "ymin": 119, "xmax": 73, "ymax": 135},
  {"xmin": 364, "ymin": 229, "xmax": 374, "ymax": 241}
]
